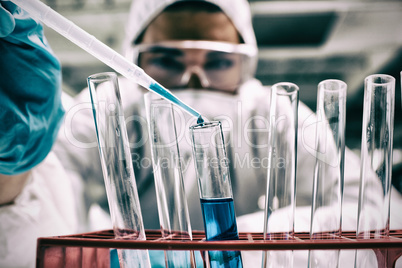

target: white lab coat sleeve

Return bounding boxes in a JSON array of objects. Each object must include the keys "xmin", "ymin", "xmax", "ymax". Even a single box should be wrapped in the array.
[
  {"xmin": 296, "ymin": 100, "xmax": 362, "ymax": 230},
  {"xmin": 296, "ymin": 101, "xmax": 323, "ymax": 206},
  {"xmin": 54, "ymin": 89, "xmax": 103, "ymax": 230},
  {"xmin": 54, "ymin": 79, "xmax": 147, "ymax": 230},
  {"xmin": 391, "ymin": 187, "xmax": 402, "ymax": 229},
  {"xmin": 0, "ymin": 152, "xmax": 78, "ymax": 268},
  {"xmin": 234, "ymin": 83, "xmax": 362, "ymax": 228}
]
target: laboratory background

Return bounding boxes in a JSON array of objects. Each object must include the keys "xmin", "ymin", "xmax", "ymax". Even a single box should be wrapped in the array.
[{"xmin": 45, "ymin": 0, "xmax": 402, "ymax": 152}]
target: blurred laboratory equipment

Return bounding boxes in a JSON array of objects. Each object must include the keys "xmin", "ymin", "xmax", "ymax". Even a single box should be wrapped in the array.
[
  {"xmin": 309, "ymin": 79, "xmax": 347, "ymax": 268},
  {"xmin": 144, "ymin": 93, "xmax": 195, "ymax": 267},
  {"xmin": 88, "ymin": 72, "xmax": 151, "ymax": 268},
  {"xmin": 190, "ymin": 121, "xmax": 243, "ymax": 268},
  {"xmin": 356, "ymin": 74, "xmax": 395, "ymax": 267},
  {"xmin": 263, "ymin": 82, "xmax": 299, "ymax": 268}
]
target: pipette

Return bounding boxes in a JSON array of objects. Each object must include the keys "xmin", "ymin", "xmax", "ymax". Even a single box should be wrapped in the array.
[{"xmin": 10, "ymin": 0, "xmax": 204, "ymax": 124}]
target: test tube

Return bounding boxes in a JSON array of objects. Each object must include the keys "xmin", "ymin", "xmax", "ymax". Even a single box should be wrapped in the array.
[
  {"xmin": 309, "ymin": 79, "xmax": 347, "ymax": 268},
  {"xmin": 262, "ymin": 82, "xmax": 299, "ymax": 268},
  {"xmin": 190, "ymin": 121, "xmax": 243, "ymax": 268},
  {"xmin": 355, "ymin": 74, "xmax": 395, "ymax": 267},
  {"xmin": 144, "ymin": 93, "xmax": 195, "ymax": 267},
  {"xmin": 88, "ymin": 72, "xmax": 151, "ymax": 268}
]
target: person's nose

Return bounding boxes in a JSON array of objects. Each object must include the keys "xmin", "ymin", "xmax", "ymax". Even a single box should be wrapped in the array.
[
  {"xmin": 187, "ymin": 73, "xmax": 204, "ymax": 89},
  {"xmin": 181, "ymin": 66, "xmax": 210, "ymax": 89}
]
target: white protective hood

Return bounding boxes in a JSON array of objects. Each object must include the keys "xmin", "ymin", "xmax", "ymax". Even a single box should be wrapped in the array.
[{"xmin": 122, "ymin": 0, "xmax": 258, "ymax": 67}]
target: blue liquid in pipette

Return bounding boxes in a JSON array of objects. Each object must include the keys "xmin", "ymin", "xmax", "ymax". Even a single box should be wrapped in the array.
[
  {"xmin": 201, "ymin": 198, "xmax": 243, "ymax": 268},
  {"xmin": 149, "ymin": 83, "xmax": 204, "ymax": 124},
  {"xmin": 197, "ymin": 116, "xmax": 204, "ymax": 124}
]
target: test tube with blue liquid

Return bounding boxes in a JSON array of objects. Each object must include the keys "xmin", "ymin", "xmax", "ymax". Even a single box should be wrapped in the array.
[{"xmin": 190, "ymin": 121, "xmax": 243, "ymax": 268}]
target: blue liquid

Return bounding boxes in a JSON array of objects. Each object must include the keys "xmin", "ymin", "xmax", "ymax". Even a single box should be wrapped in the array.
[
  {"xmin": 149, "ymin": 83, "xmax": 203, "ymax": 122},
  {"xmin": 201, "ymin": 198, "xmax": 243, "ymax": 268},
  {"xmin": 197, "ymin": 116, "xmax": 204, "ymax": 124}
]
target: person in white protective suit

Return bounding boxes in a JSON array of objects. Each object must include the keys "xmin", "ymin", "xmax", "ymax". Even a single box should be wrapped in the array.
[
  {"xmin": 54, "ymin": 0, "xmax": 357, "ymax": 230},
  {"xmin": 0, "ymin": 1, "xmax": 79, "ymax": 267},
  {"xmin": 54, "ymin": 0, "xmax": 402, "ymax": 266}
]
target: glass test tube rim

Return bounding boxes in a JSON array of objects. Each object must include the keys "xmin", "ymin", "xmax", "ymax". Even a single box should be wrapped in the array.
[
  {"xmin": 272, "ymin": 82, "xmax": 300, "ymax": 96},
  {"xmin": 189, "ymin": 120, "xmax": 222, "ymax": 130},
  {"xmin": 365, "ymin": 74, "xmax": 395, "ymax": 88},
  {"xmin": 318, "ymin": 79, "xmax": 347, "ymax": 94},
  {"xmin": 88, "ymin": 72, "xmax": 118, "ymax": 83}
]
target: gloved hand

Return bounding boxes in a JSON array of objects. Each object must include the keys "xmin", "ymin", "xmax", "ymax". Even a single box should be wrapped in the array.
[
  {"xmin": 0, "ymin": 1, "xmax": 15, "ymax": 37},
  {"xmin": 0, "ymin": 1, "xmax": 64, "ymax": 175}
]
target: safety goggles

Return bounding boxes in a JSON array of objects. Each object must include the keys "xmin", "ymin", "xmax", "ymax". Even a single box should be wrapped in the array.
[{"xmin": 127, "ymin": 40, "xmax": 257, "ymax": 93}]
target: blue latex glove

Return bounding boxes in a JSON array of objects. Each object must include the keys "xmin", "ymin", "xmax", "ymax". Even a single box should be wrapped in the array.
[
  {"xmin": 0, "ymin": 1, "xmax": 64, "ymax": 175},
  {"xmin": 0, "ymin": 1, "xmax": 14, "ymax": 37}
]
